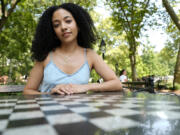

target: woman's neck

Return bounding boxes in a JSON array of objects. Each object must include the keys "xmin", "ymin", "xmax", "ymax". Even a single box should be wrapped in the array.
[{"xmin": 56, "ymin": 42, "xmax": 80, "ymax": 54}]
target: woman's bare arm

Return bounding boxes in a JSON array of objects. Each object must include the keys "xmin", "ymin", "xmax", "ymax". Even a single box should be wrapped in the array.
[
  {"xmin": 86, "ymin": 50, "xmax": 122, "ymax": 92},
  {"xmin": 23, "ymin": 62, "xmax": 46, "ymax": 95}
]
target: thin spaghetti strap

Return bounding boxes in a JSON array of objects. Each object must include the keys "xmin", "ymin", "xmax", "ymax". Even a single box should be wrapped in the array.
[
  {"xmin": 84, "ymin": 48, "xmax": 87, "ymax": 60},
  {"xmin": 49, "ymin": 51, "xmax": 53, "ymax": 61}
]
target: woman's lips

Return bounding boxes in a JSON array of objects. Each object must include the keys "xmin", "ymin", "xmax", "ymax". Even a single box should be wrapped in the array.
[{"xmin": 63, "ymin": 32, "xmax": 71, "ymax": 37}]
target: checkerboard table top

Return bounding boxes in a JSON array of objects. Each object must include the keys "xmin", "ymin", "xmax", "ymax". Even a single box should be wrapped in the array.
[{"xmin": 0, "ymin": 91, "xmax": 180, "ymax": 135}]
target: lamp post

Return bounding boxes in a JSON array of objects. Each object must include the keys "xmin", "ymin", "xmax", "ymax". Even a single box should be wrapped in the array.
[{"xmin": 100, "ymin": 39, "xmax": 106, "ymax": 59}]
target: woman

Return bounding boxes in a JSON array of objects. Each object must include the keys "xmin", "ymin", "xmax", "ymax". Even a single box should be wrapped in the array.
[
  {"xmin": 119, "ymin": 69, "xmax": 128, "ymax": 82},
  {"xmin": 23, "ymin": 3, "xmax": 122, "ymax": 95}
]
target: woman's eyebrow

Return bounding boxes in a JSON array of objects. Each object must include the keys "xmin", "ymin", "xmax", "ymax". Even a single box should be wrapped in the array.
[
  {"xmin": 52, "ymin": 16, "xmax": 72, "ymax": 23},
  {"xmin": 52, "ymin": 20, "xmax": 60, "ymax": 23},
  {"xmin": 64, "ymin": 16, "xmax": 72, "ymax": 19}
]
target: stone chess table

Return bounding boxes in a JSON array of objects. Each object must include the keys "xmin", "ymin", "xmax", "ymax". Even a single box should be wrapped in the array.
[{"xmin": 0, "ymin": 91, "xmax": 180, "ymax": 135}]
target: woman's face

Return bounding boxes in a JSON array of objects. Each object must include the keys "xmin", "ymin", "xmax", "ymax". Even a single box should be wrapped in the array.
[{"xmin": 52, "ymin": 8, "xmax": 78, "ymax": 44}]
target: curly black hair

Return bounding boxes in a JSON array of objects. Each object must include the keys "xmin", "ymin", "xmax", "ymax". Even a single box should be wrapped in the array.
[
  {"xmin": 120, "ymin": 69, "xmax": 126, "ymax": 76},
  {"xmin": 31, "ymin": 3, "xmax": 98, "ymax": 61}
]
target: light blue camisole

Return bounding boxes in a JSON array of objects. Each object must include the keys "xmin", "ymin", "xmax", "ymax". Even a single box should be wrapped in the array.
[{"xmin": 39, "ymin": 49, "xmax": 90, "ymax": 92}]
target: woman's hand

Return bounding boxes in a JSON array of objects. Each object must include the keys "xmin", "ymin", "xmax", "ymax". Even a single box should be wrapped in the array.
[
  {"xmin": 69, "ymin": 84, "xmax": 88, "ymax": 94},
  {"xmin": 50, "ymin": 84, "xmax": 88, "ymax": 95}
]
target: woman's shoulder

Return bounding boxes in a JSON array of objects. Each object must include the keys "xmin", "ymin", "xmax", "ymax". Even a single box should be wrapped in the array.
[
  {"xmin": 42, "ymin": 52, "xmax": 51, "ymax": 68},
  {"xmin": 85, "ymin": 49, "xmax": 99, "ymax": 67},
  {"xmin": 86, "ymin": 48, "xmax": 102, "ymax": 65},
  {"xmin": 86, "ymin": 48, "xmax": 98, "ymax": 57}
]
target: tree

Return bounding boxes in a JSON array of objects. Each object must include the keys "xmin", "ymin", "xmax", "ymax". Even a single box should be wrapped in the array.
[
  {"xmin": 141, "ymin": 45, "xmax": 170, "ymax": 76},
  {"xmin": 159, "ymin": 46, "xmax": 176, "ymax": 75},
  {"xmin": 162, "ymin": 0, "xmax": 180, "ymax": 88},
  {"xmin": 162, "ymin": 0, "xmax": 180, "ymax": 30},
  {"xmin": 0, "ymin": 0, "xmax": 22, "ymax": 32},
  {"xmin": 0, "ymin": 0, "xmax": 40, "ymax": 81},
  {"xmin": 105, "ymin": 0, "xmax": 156, "ymax": 81}
]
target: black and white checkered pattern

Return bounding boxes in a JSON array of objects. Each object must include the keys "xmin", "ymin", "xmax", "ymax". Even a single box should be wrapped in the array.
[{"xmin": 1, "ymin": 92, "xmax": 180, "ymax": 135}]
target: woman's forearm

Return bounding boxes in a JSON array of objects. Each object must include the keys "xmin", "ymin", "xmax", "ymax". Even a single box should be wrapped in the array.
[
  {"xmin": 23, "ymin": 79, "xmax": 122, "ymax": 95},
  {"xmin": 86, "ymin": 79, "xmax": 122, "ymax": 92},
  {"xmin": 23, "ymin": 89, "xmax": 47, "ymax": 95}
]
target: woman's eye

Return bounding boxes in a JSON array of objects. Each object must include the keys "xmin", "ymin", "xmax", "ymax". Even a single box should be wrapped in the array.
[
  {"xmin": 66, "ymin": 20, "xmax": 72, "ymax": 23},
  {"xmin": 53, "ymin": 24, "xmax": 59, "ymax": 28}
]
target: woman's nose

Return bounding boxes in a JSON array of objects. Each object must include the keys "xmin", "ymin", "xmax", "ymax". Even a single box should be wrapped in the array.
[{"xmin": 61, "ymin": 22, "xmax": 67, "ymax": 31}]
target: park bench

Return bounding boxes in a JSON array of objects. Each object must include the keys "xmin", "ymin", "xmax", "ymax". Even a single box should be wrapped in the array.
[
  {"xmin": 122, "ymin": 76, "xmax": 155, "ymax": 93},
  {"xmin": 0, "ymin": 85, "xmax": 24, "ymax": 95}
]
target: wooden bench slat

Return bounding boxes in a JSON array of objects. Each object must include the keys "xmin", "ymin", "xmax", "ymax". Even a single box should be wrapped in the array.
[{"xmin": 0, "ymin": 85, "xmax": 24, "ymax": 92}]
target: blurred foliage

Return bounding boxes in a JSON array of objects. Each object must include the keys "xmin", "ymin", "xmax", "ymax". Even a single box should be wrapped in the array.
[{"xmin": 174, "ymin": 83, "xmax": 180, "ymax": 90}]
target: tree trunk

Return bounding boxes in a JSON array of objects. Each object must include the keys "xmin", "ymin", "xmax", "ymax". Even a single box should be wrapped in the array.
[
  {"xmin": 128, "ymin": 36, "xmax": 137, "ymax": 81},
  {"xmin": 129, "ymin": 53, "xmax": 137, "ymax": 81},
  {"xmin": 0, "ymin": 17, "xmax": 7, "ymax": 32},
  {"xmin": 173, "ymin": 44, "xmax": 180, "ymax": 86},
  {"xmin": 162, "ymin": 0, "xmax": 180, "ymax": 88},
  {"xmin": 162, "ymin": 0, "xmax": 180, "ymax": 31}
]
